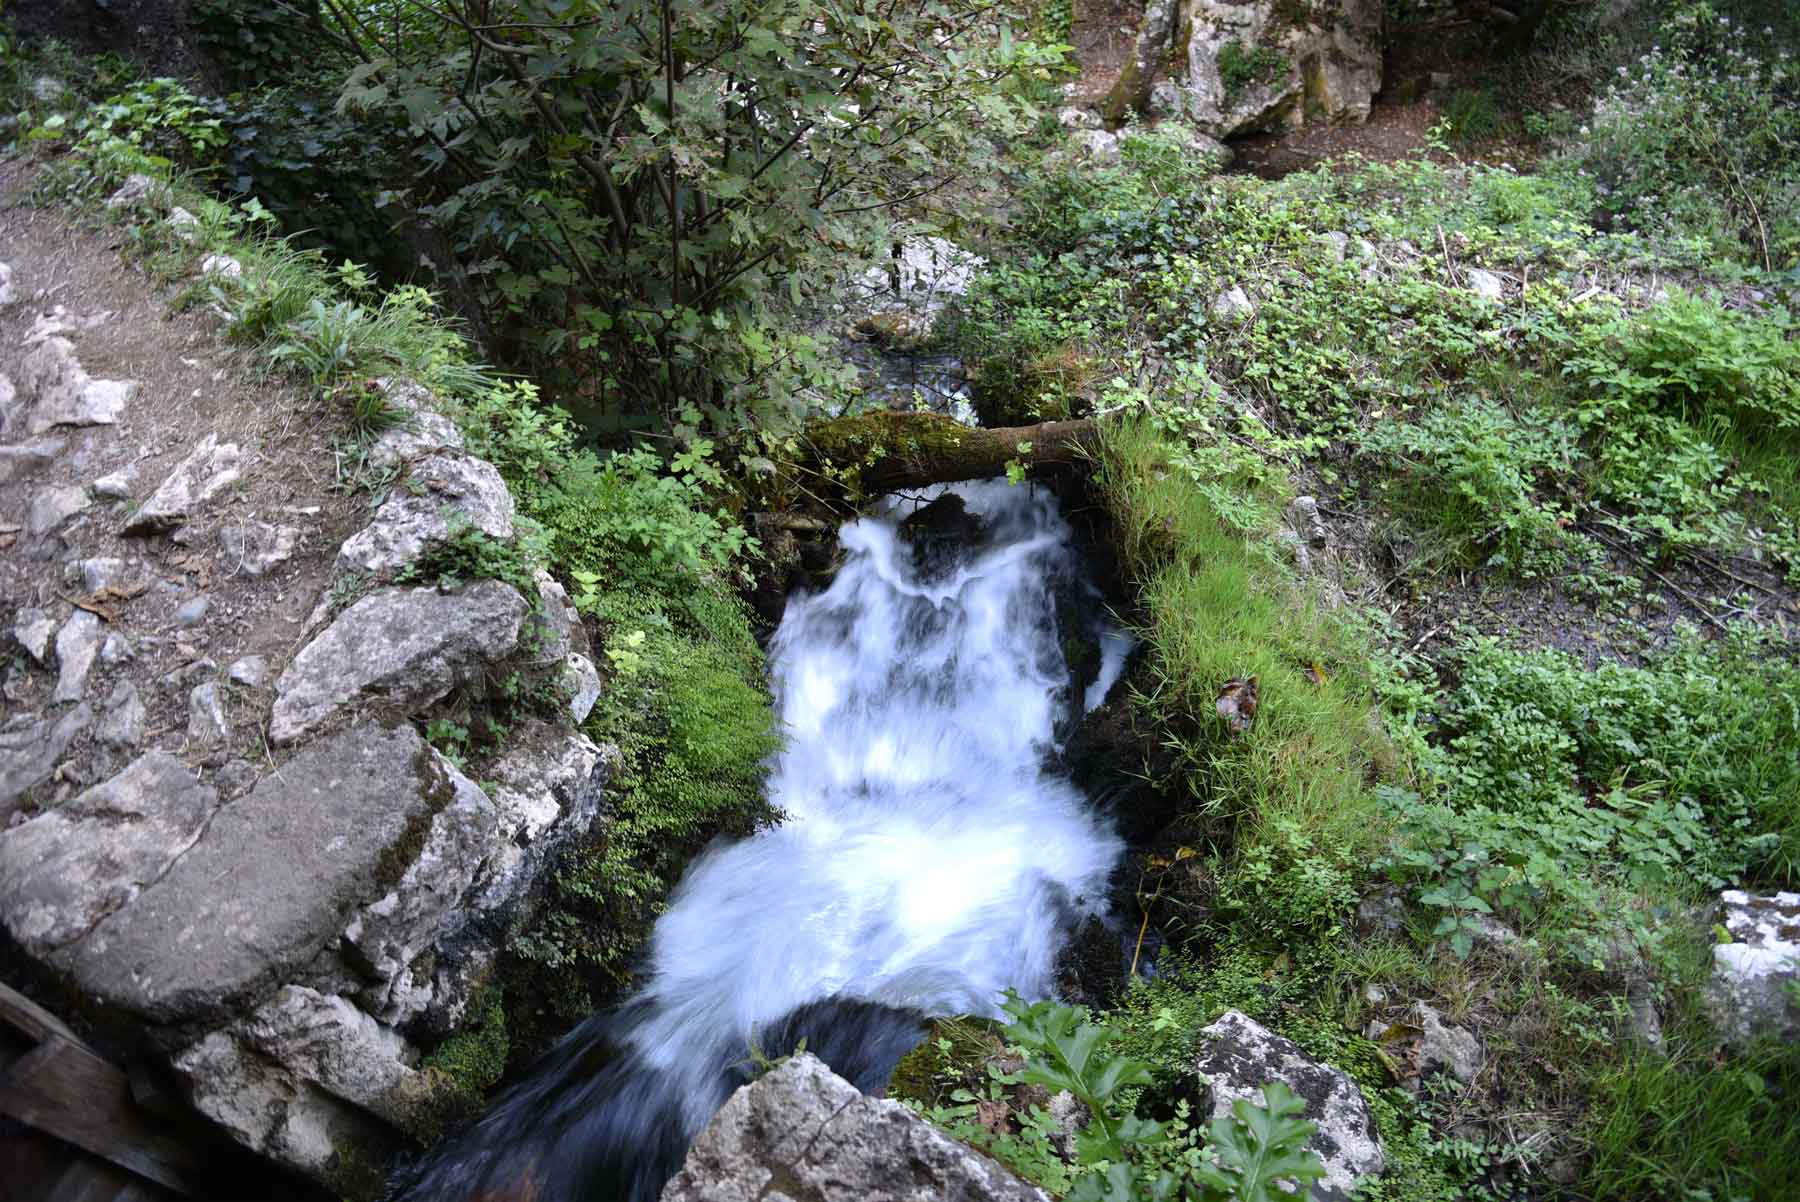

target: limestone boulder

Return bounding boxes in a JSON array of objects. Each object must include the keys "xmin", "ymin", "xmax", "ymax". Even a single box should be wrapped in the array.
[
  {"xmin": 335, "ymin": 452, "xmax": 514, "ymax": 575},
  {"xmin": 0, "ymin": 704, "xmax": 92, "ymax": 820},
  {"xmin": 1167, "ymin": 0, "xmax": 1382, "ymax": 138},
  {"xmin": 122, "ymin": 433, "xmax": 243, "ymax": 534},
  {"xmin": 14, "ymin": 335, "xmax": 137, "ymax": 434},
  {"xmin": 1707, "ymin": 890, "xmax": 1800, "ymax": 1045},
  {"xmin": 1193, "ymin": 1010, "xmax": 1383, "ymax": 1201},
  {"xmin": 268, "ymin": 580, "xmax": 528, "ymax": 744},
  {"xmin": 0, "ymin": 753, "xmax": 218, "ymax": 954},
  {"xmin": 662, "ymin": 1053, "xmax": 1049, "ymax": 1202},
  {"xmin": 37, "ymin": 723, "xmax": 472, "ymax": 1023}
]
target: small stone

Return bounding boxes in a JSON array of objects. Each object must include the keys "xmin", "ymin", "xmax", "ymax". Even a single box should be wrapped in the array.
[
  {"xmin": 227, "ymin": 656, "xmax": 268, "ymax": 688},
  {"xmin": 93, "ymin": 465, "xmax": 138, "ymax": 499},
  {"xmin": 27, "ymin": 485, "xmax": 91, "ymax": 538},
  {"xmin": 1071, "ymin": 127, "xmax": 1121, "ymax": 166},
  {"xmin": 200, "ymin": 254, "xmax": 243, "ymax": 279},
  {"xmin": 1362, "ymin": 984, "xmax": 1387, "ymax": 1006},
  {"xmin": 1290, "ymin": 495, "xmax": 1328, "ymax": 548},
  {"xmin": 220, "ymin": 521, "xmax": 300, "ymax": 577},
  {"xmin": 100, "ymin": 633, "xmax": 134, "ymax": 666},
  {"xmin": 77, "ymin": 558, "xmax": 128, "ymax": 593},
  {"xmin": 98, "ymin": 681, "xmax": 147, "ymax": 751},
  {"xmin": 167, "ymin": 207, "xmax": 200, "ymax": 239},
  {"xmin": 1465, "ymin": 268, "xmax": 1505, "ymax": 302},
  {"xmin": 123, "ymin": 434, "xmax": 243, "ymax": 535},
  {"xmin": 561, "ymin": 653, "xmax": 602, "ymax": 724},
  {"xmin": 13, "ymin": 608, "xmax": 59, "ymax": 664},
  {"xmin": 52, "ymin": 612, "xmax": 103, "ymax": 704},
  {"xmin": 1412, "ymin": 1002, "xmax": 1483, "ymax": 1085},
  {"xmin": 1056, "ymin": 106, "xmax": 1100, "ymax": 130},
  {"xmin": 188, "ymin": 682, "xmax": 229, "ymax": 748},
  {"xmin": 1211, "ymin": 286, "xmax": 1255, "ymax": 323},
  {"xmin": 30, "ymin": 76, "xmax": 64, "ymax": 103},
  {"xmin": 174, "ymin": 595, "xmax": 212, "ymax": 626},
  {"xmin": 0, "ymin": 261, "xmax": 12, "ymax": 306},
  {"xmin": 105, "ymin": 174, "xmax": 162, "ymax": 210}
]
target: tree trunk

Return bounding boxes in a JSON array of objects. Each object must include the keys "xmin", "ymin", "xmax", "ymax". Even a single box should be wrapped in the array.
[{"xmin": 802, "ymin": 411, "xmax": 1096, "ymax": 495}]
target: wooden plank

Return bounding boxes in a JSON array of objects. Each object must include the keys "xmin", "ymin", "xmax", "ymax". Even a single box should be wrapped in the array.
[
  {"xmin": 0, "ymin": 981, "xmax": 83, "ymax": 1047},
  {"xmin": 0, "ymin": 1036, "xmax": 196, "ymax": 1195},
  {"xmin": 1, "ymin": 1120, "xmax": 80, "ymax": 1197}
]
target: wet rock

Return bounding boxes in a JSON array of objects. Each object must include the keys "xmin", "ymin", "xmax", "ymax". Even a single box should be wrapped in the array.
[
  {"xmin": 663, "ymin": 1053, "xmax": 1050, "ymax": 1202},
  {"xmin": 1193, "ymin": 1010, "xmax": 1383, "ymax": 1201},
  {"xmin": 0, "ymin": 752, "xmax": 219, "ymax": 954},
  {"xmin": 227, "ymin": 656, "xmax": 268, "ymax": 687},
  {"xmin": 335, "ymin": 453, "xmax": 515, "ymax": 575},
  {"xmin": 1411, "ymin": 1002, "xmax": 1482, "ymax": 1085},
  {"xmin": 13, "ymin": 606, "xmax": 59, "ymax": 663},
  {"xmin": 1706, "ymin": 890, "xmax": 1800, "ymax": 1045},
  {"xmin": 268, "ymin": 581, "xmax": 528, "ymax": 744},
  {"xmin": 27, "ymin": 483, "xmax": 91, "ymax": 538},
  {"xmin": 188, "ymin": 682, "xmax": 229, "ymax": 748},
  {"xmin": 98, "ymin": 681, "xmax": 147, "ymax": 750},
  {"xmin": 123, "ymin": 434, "xmax": 243, "ymax": 534},
  {"xmin": 0, "ymin": 704, "xmax": 92, "ymax": 819},
  {"xmin": 899, "ymin": 493, "xmax": 986, "ymax": 581},
  {"xmin": 1465, "ymin": 268, "xmax": 1506, "ymax": 302},
  {"xmin": 37, "ymin": 723, "xmax": 466, "ymax": 1023},
  {"xmin": 18, "ymin": 337, "xmax": 136, "ymax": 433},
  {"xmin": 52, "ymin": 611, "xmax": 103, "ymax": 703},
  {"xmin": 220, "ymin": 520, "xmax": 300, "ymax": 576},
  {"xmin": 0, "ymin": 435, "xmax": 63, "ymax": 483},
  {"xmin": 173, "ymin": 594, "xmax": 211, "ymax": 625},
  {"xmin": 1211, "ymin": 285, "xmax": 1255, "ymax": 323}
]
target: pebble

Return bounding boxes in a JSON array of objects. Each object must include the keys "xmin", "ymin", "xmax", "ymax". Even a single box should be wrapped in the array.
[
  {"xmin": 188, "ymin": 682, "xmax": 229, "ymax": 748},
  {"xmin": 99, "ymin": 632, "xmax": 135, "ymax": 666},
  {"xmin": 174, "ymin": 595, "xmax": 212, "ymax": 626},
  {"xmin": 93, "ymin": 467, "xmax": 137, "ymax": 499},
  {"xmin": 227, "ymin": 656, "xmax": 268, "ymax": 688}
]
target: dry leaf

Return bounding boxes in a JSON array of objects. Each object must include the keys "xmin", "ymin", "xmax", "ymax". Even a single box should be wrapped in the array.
[
  {"xmin": 71, "ymin": 582, "xmax": 148, "ymax": 623},
  {"xmin": 1215, "ymin": 675, "xmax": 1259, "ymax": 734},
  {"xmin": 975, "ymin": 1098, "xmax": 1012, "ymax": 1135}
]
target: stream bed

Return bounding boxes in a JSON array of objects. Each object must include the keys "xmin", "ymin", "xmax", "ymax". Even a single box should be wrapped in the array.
[{"xmin": 399, "ymin": 479, "xmax": 1128, "ymax": 1201}]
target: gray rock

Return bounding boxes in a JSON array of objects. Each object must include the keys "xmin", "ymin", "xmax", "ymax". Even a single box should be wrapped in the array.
[
  {"xmin": 200, "ymin": 254, "xmax": 243, "ymax": 278},
  {"xmin": 1176, "ymin": 0, "xmax": 1381, "ymax": 138},
  {"xmin": 335, "ymin": 454, "xmax": 515, "ymax": 575},
  {"xmin": 188, "ymin": 682, "xmax": 229, "ymax": 748},
  {"xmin": 268, "ymin": 581, "xmax": 528, "ymax": 745},
  {"xmin": 216, "ymin": 759, "xmax": 260, "ymax": 800},
  {"xmin": 522, "ymin": 573, "xmax": 587, "ymax": 667},
  {"xmin": 662, "ymin": 1053, "xmax": 1049, "ymax": 1202},
  {"xmin": 220, "ymin": 520, "xmax": 301, "ymax": 577},
  {"xmin": 98, "ymin": 681, "xmax": 147, "ymax": 750},
  {"xmin": 0, "ymin": 260, "xmax": 11, "ymax": 305},
  {"xmin": 172, "ymin": 1027, "xmax": 390, "ymax": 1191},
  {"xmin": 1056, "ymin": 106, "xmax": 1100, "ymax": 130},
  {"xmin": 1212, "ymin": 286, "xmax": 1256, "ymax": 323},
  {"xmin": 1465, "ymin": 268, "xmax": 1506, "ymax": 302},
  {"xmin": 0, "ymin": 436, "xmax": 63, "ymax": 483},
  {"xmin": 18, "ymin": 337, "xmax": 136, "ymax": 433},
  {"xmin": 366, "ymin": 383, "xmax": 464, "ymax": 472},
  {"xmin": 13, "ymin": 607, "xmax": 59, "ymax": 663},
  {"xmin": 100, "ymin": 632, "xmax": 134, "ymax": 666},
  {"xmin": 105, "ymin": 174, "xmax": 163, "ymax": 209},
  {"xmin": 123, "ymin": 434, "xmax": 243, "ymax": 534},
  {"xmin": 1411, "ymin": 1002, "xmax": 1482, "ymax": 1084},
  {"xmin": 0, "ymin": 704, "xmax": 92, "ymax": 818},
  {"xmin": 1317, "ymin": 231, "xmax": 1351, "ymax": 262},
  {"xmin": 52, "ymin": 611, "xmax": 103, "ymax": 703},
  {"xmin": 469, "ymin": 724, "xmax": 610, "ymax": 922},
  {"xmin": 1071, "ymin": 127, "xmax": 1121, "ymax": 165},
  {"xmin": 92, "ymin": 465, "xmax": 138, "ymax": 499},
  {"xmin": 27, "ymin": 484, "xmax": 91, "ymax": 538},
  {"xmin": 0, "ymin": 752, "xmax": 218, "ymax": 954},
  {"xmin": 1193, "ymin": 1011, "xmax": 1383, "ymax": 1201},
  {"xmin": 1290, "ymin": 495, "xmax": 1328, "ymax": 548},
  {"xmin": 44, "ymin": 722, "xmax": 465, "ymax": 1023},
  {"xmin": 342, "ymin": 764, "xmax": 497, "ymax": 1020},
  {"xmin": 167, "ymin": 206, "xmax": 200, "ymax": 238},
  {"xmin": 30, "ymin": 75, "xmax": 65, "ymax": 102},
  {"xmin": 225, "ymin": 986, "xmax": 429, "ymax": 1125},
  {"xmin": 228, "ymin": 656, "xmax": 268, "ymax": 687},
  {"xmin": 76, "ymin": 557, "xmax": 128, "ymax": 592},
  {"xmin": 1706, "ymin": 890, "xmax": 1800, "ymax": 1045},
  {"xmin": 173, "ymin": 595, "xmax": 212, "ymax": 626},
  {"xmin": 1356, "ymin": 888, "xmax": 1407, "ymax": 937},
  {"xmin": 561, "ymin": 653, "xmax": 602, "ymax": 724}
]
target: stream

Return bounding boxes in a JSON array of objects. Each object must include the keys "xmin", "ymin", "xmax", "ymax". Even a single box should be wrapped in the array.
[{"xmin": 397, "ymin": 480, "xmax": 1129, "ymax": 1202}]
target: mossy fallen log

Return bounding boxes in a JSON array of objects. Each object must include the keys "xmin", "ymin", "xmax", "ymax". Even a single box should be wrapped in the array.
[{"xmin": 802, "ymin": 411, "xmax": 1097, "ymax": 495}]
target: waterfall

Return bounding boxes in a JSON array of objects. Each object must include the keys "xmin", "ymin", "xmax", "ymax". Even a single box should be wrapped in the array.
[{"xmin": 393, "ymin": 480, "xmax": 1127, "ymax": 1202}]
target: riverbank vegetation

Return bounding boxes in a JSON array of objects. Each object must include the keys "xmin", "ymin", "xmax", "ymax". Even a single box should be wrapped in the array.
[{"xmin": 3, "ymin": 0, "xmax": 1797, "ymax": 1197}]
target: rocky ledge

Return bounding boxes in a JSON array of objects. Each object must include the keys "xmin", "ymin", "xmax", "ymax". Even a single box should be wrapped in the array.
[{"xmin": 0, "ymin": 198, "xmax": 612, "ymax": 1194}]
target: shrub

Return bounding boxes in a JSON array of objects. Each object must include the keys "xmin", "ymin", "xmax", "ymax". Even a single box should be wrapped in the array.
[
  {"xmin": 1217, "ymin": 40, "xmax": 1288, "ymax": 103},
  {"xmin": 1438, "ymin": 89, "xmax": 1501, "ymax": 144}
]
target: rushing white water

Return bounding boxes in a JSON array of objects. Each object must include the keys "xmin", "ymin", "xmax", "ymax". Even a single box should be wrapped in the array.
[{"xmin": 399, "ymin": 479, "xmax": 1126, "ymax": 1202}]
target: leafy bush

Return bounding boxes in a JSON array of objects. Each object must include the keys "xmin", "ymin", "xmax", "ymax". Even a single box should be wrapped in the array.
[{"xmin": 1572, "ymin": 6, "xmax": 1800, "ymax": 269}]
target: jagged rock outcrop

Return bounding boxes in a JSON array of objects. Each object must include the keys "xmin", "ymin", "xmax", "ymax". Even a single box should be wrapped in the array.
[
  {"xmin": 1707, "ymin": 890, "xmax": 1800, "ymax": 1044},
  {"xmin": 662, "ymin": 1053, "xmax": 1051, "ymax": 1202},
  {"xmin": 1111, "ymin": 0, "xmax": 1382, "ymax": 138},
  {"xmin": 1193, "ymin": 1011, "xmax": 1384, "ymax": 1201},
  {"xmin": 0, "ymin": 221, "xmax": 616, "ymax": 1192}
]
